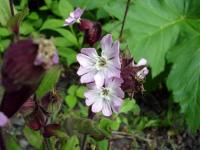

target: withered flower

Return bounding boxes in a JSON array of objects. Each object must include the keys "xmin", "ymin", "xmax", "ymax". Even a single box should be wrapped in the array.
[
  {"xmin": 121, "ymin": 57, "xmax": 149, "ymax": 95},
  {"xmin": 84, "ymin": 22, "xmax": 102, "ymax": 46},
  {"xmin": 78, "ymin": 19, "xmax": 102, "ymax": 46},
  {"xmin": 0, "ymin": 38, "xmax": 58, "ymax": 118}
]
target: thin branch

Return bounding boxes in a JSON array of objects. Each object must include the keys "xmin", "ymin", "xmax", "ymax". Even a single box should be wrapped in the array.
[
  {"xmin": 119, "ymin": 0, "xmax": 131, "ymax": 40},
  {"xmin": 9, "ymin": 0, "xmax": 14, "ymax": 16}
]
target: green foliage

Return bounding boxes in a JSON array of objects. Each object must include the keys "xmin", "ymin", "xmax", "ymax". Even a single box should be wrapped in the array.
[
  {"xmin": 0, "ymin": 0, "xmax": 12, "ymax": 26},
  {"xmin": 36, "ymin": 66, "xmax": 61, "ymax": 98},
  {"xmin": 167, "ymin": 32, "xmax": 200, "ymax": 131},
  {"xmin": 120, "ymin": 98, "xmax": 140, "ymax": 115},
  {"xmin": 6, "ymin": 136, "xmax": 23, "ymax": 150},
  {"xmin": 23, "ymin": 126, "xmax": 43, "ymax": 149},
  {"xmin": 61, "ymin": 135, "xmax": 80, "ymax": 150},
  {"xmin": 65, "ymin": 85, "xmax": 86, "ymax": 109}
]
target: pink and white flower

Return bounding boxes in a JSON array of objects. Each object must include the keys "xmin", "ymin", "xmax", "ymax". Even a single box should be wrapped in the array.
[
  {"xmin": 77, "ymin": 34, "xmax": 121, "ymax": 87},
  {"xmin": 133, "ymin": 58, "xmax": 149, "ymax": 80},
  {"xmin": 84, "ymin": 78, "xmax": 124, "ymax": 116},
  {"xmin": 0, "ymin": 112, "xmax": 8, "ymax": 127},
  {"xmin": 64, "ymin": 8, "xmax": 84, "ymax": 26}
]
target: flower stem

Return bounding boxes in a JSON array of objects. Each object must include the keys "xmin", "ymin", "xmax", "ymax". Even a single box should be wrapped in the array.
[
  {"xmin": 44, "ymin": 138, "xmax": 51, "ymax": 150},
  {"xmin": 81, "ymin": 107, "xmax": 94, "ymax": 150},
  {"xmin": 9, "ymin": 0, "xmax": 14, "ymax": 16},
  {"xmin": 0, "ymin": 129, "xmax": 6, "ymax": 150},
  {"xmin": 119, "ymin": 0, "xmax": 131, "ymax": 40}
]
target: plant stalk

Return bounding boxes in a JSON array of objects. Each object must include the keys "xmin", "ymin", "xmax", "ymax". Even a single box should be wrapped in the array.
[
  {"xmin": 9, "ymin": 0, "xmax": 14, "ymax": 16},
  {"xmin": 119, "ymin": 0, "xmax": 131, "ymax": 40},
  {"xmin": 81, "ymin": 107, "xmax": 94, "ymax": 150}
]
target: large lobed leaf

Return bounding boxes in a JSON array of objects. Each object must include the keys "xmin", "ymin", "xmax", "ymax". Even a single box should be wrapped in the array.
[{"xmin": 167, "ymin": 32, "xmax": 200, "ymax": 131}]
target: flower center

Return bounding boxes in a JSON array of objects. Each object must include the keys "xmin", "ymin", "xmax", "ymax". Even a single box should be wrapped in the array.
[
  {"xmin": 96, "ymin": 57, "xmax": 107, "ymax": 70},
  {"xmin": 100, "ymin": 88, "xmax": 111, "ymax": 100}
]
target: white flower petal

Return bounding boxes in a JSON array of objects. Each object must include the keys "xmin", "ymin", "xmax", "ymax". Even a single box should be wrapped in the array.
[
  {"xmin": 136, "ymin": 58, "xmax": 147, "ymax": 66},
  {"xmin": 94, "ymin": 71, "xmax": 105, "ymax": 88},
  {"xmin": 77, "ymin": 66, "xmax": 92, "ymax": 75},
  {"xmin": 114, "ymin": 87, "xmax": 124, "ymax": 98},
  {"xmin": 77, "ymin": 54, "xmax": 95, "ymax": 67},
  {"xmin": 81, "ymin": 48, "xmax": 98, "ymax": 58},
  {"xmin": 105, "ymin": 66, "xmax": 120, "ymax": 79},
  {"xmin": 108, "ymin": 55, "xmax": 121, "ymax": 69},
  {"xmin": 110, "ymin": 96, "xmax": 123, "ymax": 113},
  {"xmin": 85, "ymin": 98, "xmax": 95, "ymax": 106},
  {"xmin": 101, "ymin": 34, "xmax": 112, "ymax": 52},
  {"xmin": 92, "ymin": 98, "xmax": 103, "ymax": 113},
  {"xmin": 84, "ymin": 90, "xmax": 99, "ymax": 99},
  {"xmin": 80, "ymin": 70, "xmax": 96, "ymax": 83},
  {"xmin": 102, "ymin": 101, "xmax": 112, "ymax": 116}
]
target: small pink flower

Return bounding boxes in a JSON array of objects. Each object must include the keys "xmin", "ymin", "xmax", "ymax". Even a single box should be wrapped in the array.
[
  {"xmin": 77, "ymin": 34, "xmax": 121, "ymax": 87},
  {"xmin": 64, "ymin": 8, "xmax": 84, "ymax": 26},
  {"xmin": 133, "ymin": 58, "xmax": 149, "ymax": 81},
  {"xmin": 0, "ymin": 112, "xmax": 8, "ymax": 127},
  {"xmin": 84, "ymin": 78, "xmax": 124, "ymax": 116}
]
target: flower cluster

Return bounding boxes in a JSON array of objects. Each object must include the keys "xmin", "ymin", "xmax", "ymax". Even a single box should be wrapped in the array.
[
  {"xmin": 65, "ymin": 8, "xmax": 149, "ymax": 116},
  {"xmin": 77, "ymin": 34, "xmax": 124, "ymax": 116}
]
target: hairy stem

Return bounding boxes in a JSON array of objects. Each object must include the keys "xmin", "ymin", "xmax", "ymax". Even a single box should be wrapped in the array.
[
  {"xmin": 119, "ymin": 0, "xmax": 131, "ymax": 40},
  {"xmin": 9, "ymin": 0, "xmax": 14, "ymax": 16}
]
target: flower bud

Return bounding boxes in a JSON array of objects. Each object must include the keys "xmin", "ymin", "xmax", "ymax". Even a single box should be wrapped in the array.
[
  {"xmin": 84, "ymin": 22, "xmax": 102, "ymax": 46},
  {"xmin": 28, "ymin": 106, "xmax": 48, "ymax": 131},
  {"xmin": 78, "ymin": 19, "xmax": 94, "ymax": 31},
  {"xmin": 41, "ymin": 91, "xmax": 61, "ymax": 113}
]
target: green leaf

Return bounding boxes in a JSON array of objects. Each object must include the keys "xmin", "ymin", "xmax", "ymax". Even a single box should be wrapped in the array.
[
  {"xmin": 103, "ymin": 0, "xmax": 125, "ymax": 20},
  {"xmin": 61, "ymin": 135, "xmax": 80, "ymax": 150},
  {"xmin": 59, "ymin": 0, "xmax": 73, "ymax": 19},
  {"xmin": 20, "ymin": 21, "xmax": 34, "ymax": 35},
  {"xmin": 67, "ymin": 85, "xmax": 78, "ymax": 95},
  {"xmin": 0, "ymin": 39, "xmax": 11, "ymax": 52},
  {"xmin": 23, "ymin": 126, "xmax": 43, "ymax": 149},
  {"xmin": 44, "ymin": 0, "xmax": 52, "ymax": 8},
  {"xmin": 6, "ymin": 136, "xmax": 23, "ymax": 150},
  {"xmin": 70, "ymin": 0, "xmax": 110, "ymax": 10},
  {"xmin": 0, "ymin": 27, "xmax": 11, "ymax": 37},
  {"xmin": 126, "ymin": 0, "xmax": 183, "ymax": 77},
  {"xmin": 120, "ymin": 98, "xmax": 140, "ymax": 114},
  {"xmin": 53, "ymin": 28, "xmax": 78, "ymax": 46},
  {"xmin": 65, "ymin": 95, "xmax": 77, "ymax": 109},
  {"xmin": 40, "ymin": 19, "xmax": 64, "ymax": 30},
  {"xmin": 58, "ymin": 47, "xmax": 77, "ymax": 65},
  {"xmin": 167, "ymin": 34, "xmax": 200, "ymax": 132},
  {"xmin": 76, "ymin": 86, "xmax": 86, "ymax": 98},
  {"xmin": 36, "ymin": 66, "xmax": 61, "ymax": 98},
  {"xmin": 0, "ymin": 0, "xmax": 11, "ymax": 26},
  {"xmin": 97, "ymin": 140, "xmax": 108, "ymax": 150},
  {"xmin": 19, "ymin": 0, "xmax": 28, "ymax": 9}
]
